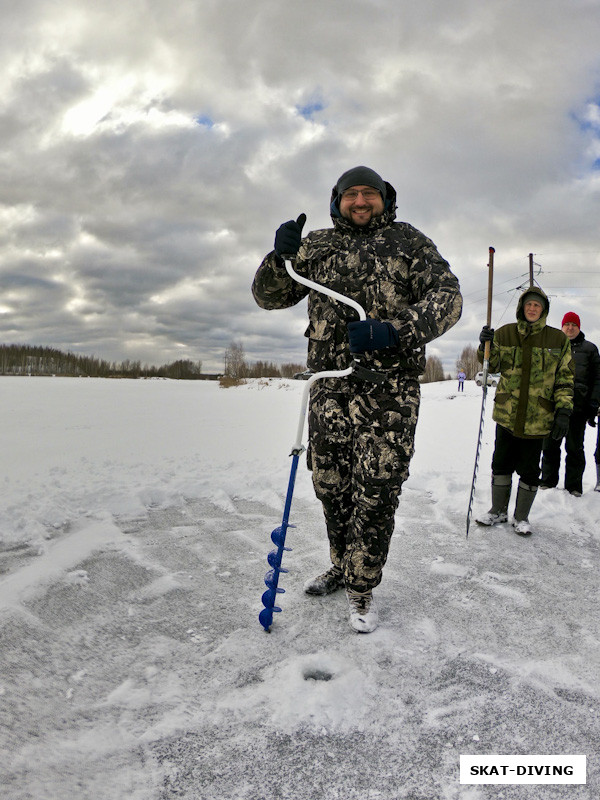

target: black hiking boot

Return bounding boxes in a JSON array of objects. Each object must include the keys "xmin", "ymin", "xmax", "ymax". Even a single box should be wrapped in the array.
[{"xmin": 303, "ymin": 566, "xmax": 344, "ymax": 596}]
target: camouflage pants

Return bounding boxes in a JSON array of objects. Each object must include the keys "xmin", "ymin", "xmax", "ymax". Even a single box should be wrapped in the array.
[{"xmin": 307, "ymin": 376, "xmax": 420, "ymax": 592}]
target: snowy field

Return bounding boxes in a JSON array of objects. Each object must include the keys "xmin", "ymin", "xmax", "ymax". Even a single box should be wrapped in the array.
[{"xmin": 1, "ymin": 376, "xmax": 599, "ymax": 799}]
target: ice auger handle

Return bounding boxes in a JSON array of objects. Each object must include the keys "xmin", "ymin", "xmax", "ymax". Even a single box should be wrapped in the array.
[
  {"xmin": 284, "ymin": 258, "xmax": 366, "ymax": 321},
  {"xmin": 283, "ymin": 258, "xmax": 370, "ymax": 451}
]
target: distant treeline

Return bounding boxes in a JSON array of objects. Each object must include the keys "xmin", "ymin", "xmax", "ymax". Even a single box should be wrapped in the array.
[
  {"xmin": 235, "ymin": 360, "xmax": 307, "ymax": 379},
  {"xmin": 2, "ymin": 342, "xmax": 479, "ymax": 383},
  {"xmin": 0, "ymin": 344, "xmax": 307, "ymax": 381},
  {"xmin": 0, "ymin": 344, "xmax": 206, "ymax": 380}
]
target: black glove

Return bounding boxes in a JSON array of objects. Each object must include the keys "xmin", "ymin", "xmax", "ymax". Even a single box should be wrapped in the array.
[
  {"xmin": 274, "ymin": 213, "xmax": 306, "ymax": 257},
  {"xmin": 479, "ymin": 325, "xmax": 495, "ymax": 345},
  {"xmin": 347, "ymin": 319, "xmax": 399, "ymax": 353},
  {"xmin": 551, "ymin": 409, "xmax": 570, "ymax": 440},
  {"xmin": 588, "ymin": 406, "xmax": 598, "ymax": 427}
]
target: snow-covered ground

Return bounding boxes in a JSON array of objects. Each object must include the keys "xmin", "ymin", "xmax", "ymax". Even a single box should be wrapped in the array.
[{"xmin": 1, "ymin": 376, "xmax": 599, "ymax": 799}]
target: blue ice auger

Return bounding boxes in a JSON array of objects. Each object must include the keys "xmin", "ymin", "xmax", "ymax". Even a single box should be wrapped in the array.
[{"xmin": 259, "ymin": 257, "xmax": 368, "ymax": 632}]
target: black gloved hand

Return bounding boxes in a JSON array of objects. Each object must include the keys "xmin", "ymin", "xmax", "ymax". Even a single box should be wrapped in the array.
[
  {"xmin": 587, "ymin": 406, "xmax": 598, "ymax": 427},
  {"xmin": 274, "ymin": 213, "xmax": 307, "ymax": 257},
  {"xmin": 347, "ymin": 319, "xmax": 399, "ymax": 353},
  {"xmin": 479, "ymin": 325, "xmax": 495, "ymax": 345},
  {"xmin": 551, "ymin": 409, "xmax": 570, "ymax": 440}
]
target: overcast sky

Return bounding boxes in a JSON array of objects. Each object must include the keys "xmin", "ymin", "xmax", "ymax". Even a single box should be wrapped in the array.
[{"xmin": 1, "ymin": 0, "xmax": 600, "ymax": 375}]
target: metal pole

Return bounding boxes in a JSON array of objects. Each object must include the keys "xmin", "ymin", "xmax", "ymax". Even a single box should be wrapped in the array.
[{"xmin": 466, "ymin": 246, "xmax": 495, "ymax": 536}]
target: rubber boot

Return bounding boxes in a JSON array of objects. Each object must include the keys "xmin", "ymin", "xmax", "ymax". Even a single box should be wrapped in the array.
[
  {"xmin": 476, "ymin": 474, "xmax": 511, "ymax": 526},
  {"xmin": 513, "ymin": 480, "xmax": 537, "ymax": 536},
  {"xmin": 595, "ymin": 464, "xmax": 600, "ymax": 492}
]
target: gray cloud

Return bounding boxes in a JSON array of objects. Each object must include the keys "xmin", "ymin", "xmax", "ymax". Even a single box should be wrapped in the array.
[{"xmin": 1, "ymin": 0, "xmax": 600, "ymax": 375}]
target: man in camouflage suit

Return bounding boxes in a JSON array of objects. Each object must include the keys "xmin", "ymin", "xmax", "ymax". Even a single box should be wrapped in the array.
[
  {"xmin": 476, "ymin": 287, "xmax": 574, "ymax": 535},
  {"xmin": 252, "ymin": 166, "xmax": 462, "ymax": 633}
]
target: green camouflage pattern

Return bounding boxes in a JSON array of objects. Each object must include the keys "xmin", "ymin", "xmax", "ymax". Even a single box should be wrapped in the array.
[
  {"xmin": 479, "ymin": 286, "xmax": 574, "ymax": 438},
  {"xmin": 252, "ymin": 199, "xmax": 462, "ymax": 376},
  {"xmin": 307, "ymin": 376, "xmax": 420, "ymax": 592}
]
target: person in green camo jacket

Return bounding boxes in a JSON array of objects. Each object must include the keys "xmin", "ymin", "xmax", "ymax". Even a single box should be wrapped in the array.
[{"xmin": 476, "ymin": 286, "xmax": 574, "ymax": 536}]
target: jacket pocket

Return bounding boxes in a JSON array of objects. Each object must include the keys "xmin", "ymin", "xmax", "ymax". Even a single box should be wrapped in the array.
[
  {"xmin": 538, "ymin": 396, "xmax": 555, "ymax": 414},
  {"xmin": 304, "ymin": 318, "xmax": 334, "ymax": 341},
  {"xmin": 541, "ymin": 347, "xmax": 562, "ymax": 371},
  {"xmin": 304, "ymin": 306, "xmax": 342, "ymax": 372},
  {"xmin": 304, "ymin": 301, "xmax": 339, "ymax": 341}
]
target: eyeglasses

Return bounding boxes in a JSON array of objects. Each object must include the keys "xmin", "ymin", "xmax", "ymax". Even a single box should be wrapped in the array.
[{"xmin": 340, "ymin": 188, "xmax": 381, "ymax": 201}]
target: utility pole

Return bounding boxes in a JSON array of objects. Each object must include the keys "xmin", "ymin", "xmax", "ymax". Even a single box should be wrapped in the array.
[{"xmin": 529, "ymin": 253, "xmax": 534, "ymax": 287}]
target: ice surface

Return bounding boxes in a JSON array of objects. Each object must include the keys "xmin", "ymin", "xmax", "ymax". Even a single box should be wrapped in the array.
[{"xmin": 1, "ymin": 377, "xmax": 599, "ymax": 799}]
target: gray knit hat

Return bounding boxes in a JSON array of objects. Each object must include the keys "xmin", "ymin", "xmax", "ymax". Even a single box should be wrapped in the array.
[
  {"xmin": 517, "ymin": 287, "xmax": 549, "ymax": 319},
  {"xmin": 335, "ymin": 166, "xmax": 386, "ymax": 200},
  {"xmin": 522, "ymin": 290, "xmax": 546, "ymax": 309}
]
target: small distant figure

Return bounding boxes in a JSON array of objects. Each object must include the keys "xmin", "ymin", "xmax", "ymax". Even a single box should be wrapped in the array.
[{"xmin": 457, "ymin": 370, "xmax": 466, "ymax": 391}]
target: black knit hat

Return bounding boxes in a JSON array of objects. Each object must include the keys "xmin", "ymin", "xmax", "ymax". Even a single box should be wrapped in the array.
[{"xmin": 335, "ymin": 166, "xmax": 386, "ymax": 201}]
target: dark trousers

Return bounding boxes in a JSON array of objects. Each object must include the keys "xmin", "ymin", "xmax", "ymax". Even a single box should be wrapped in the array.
[
  {"xmin": 540, "ymin": 411, "xmax": 587, "ymax": 492},
  {"xmin": 595, "ymin": 422, "xmax": 600, "ymax": 466},
  {"xmin": 491, "ymin": 425, "xmax": 543, "ymax": 486}
]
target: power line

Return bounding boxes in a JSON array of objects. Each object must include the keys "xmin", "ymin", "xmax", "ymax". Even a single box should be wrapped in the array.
[
  {"xmin": 532, "ymin": 251, "xmax": 600, "ymax": 257},
  {"xmin": 539, "ymin": 271, "xmax": 600, "ymax": 275}
]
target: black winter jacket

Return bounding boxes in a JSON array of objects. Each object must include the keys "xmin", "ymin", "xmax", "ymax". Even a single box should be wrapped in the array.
[{"xmin": 569, "ymin": 331, "xmax": 600, "ymax": 415}]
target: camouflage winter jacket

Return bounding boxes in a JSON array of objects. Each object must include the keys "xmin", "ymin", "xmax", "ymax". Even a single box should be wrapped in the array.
[
  {"xmin": 252, "ymin": 182, "xmax": 462, "ymax": 379},
  {"xmin": 478, "ymin": 287, "xmax": 574, "ymax": 438}
]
